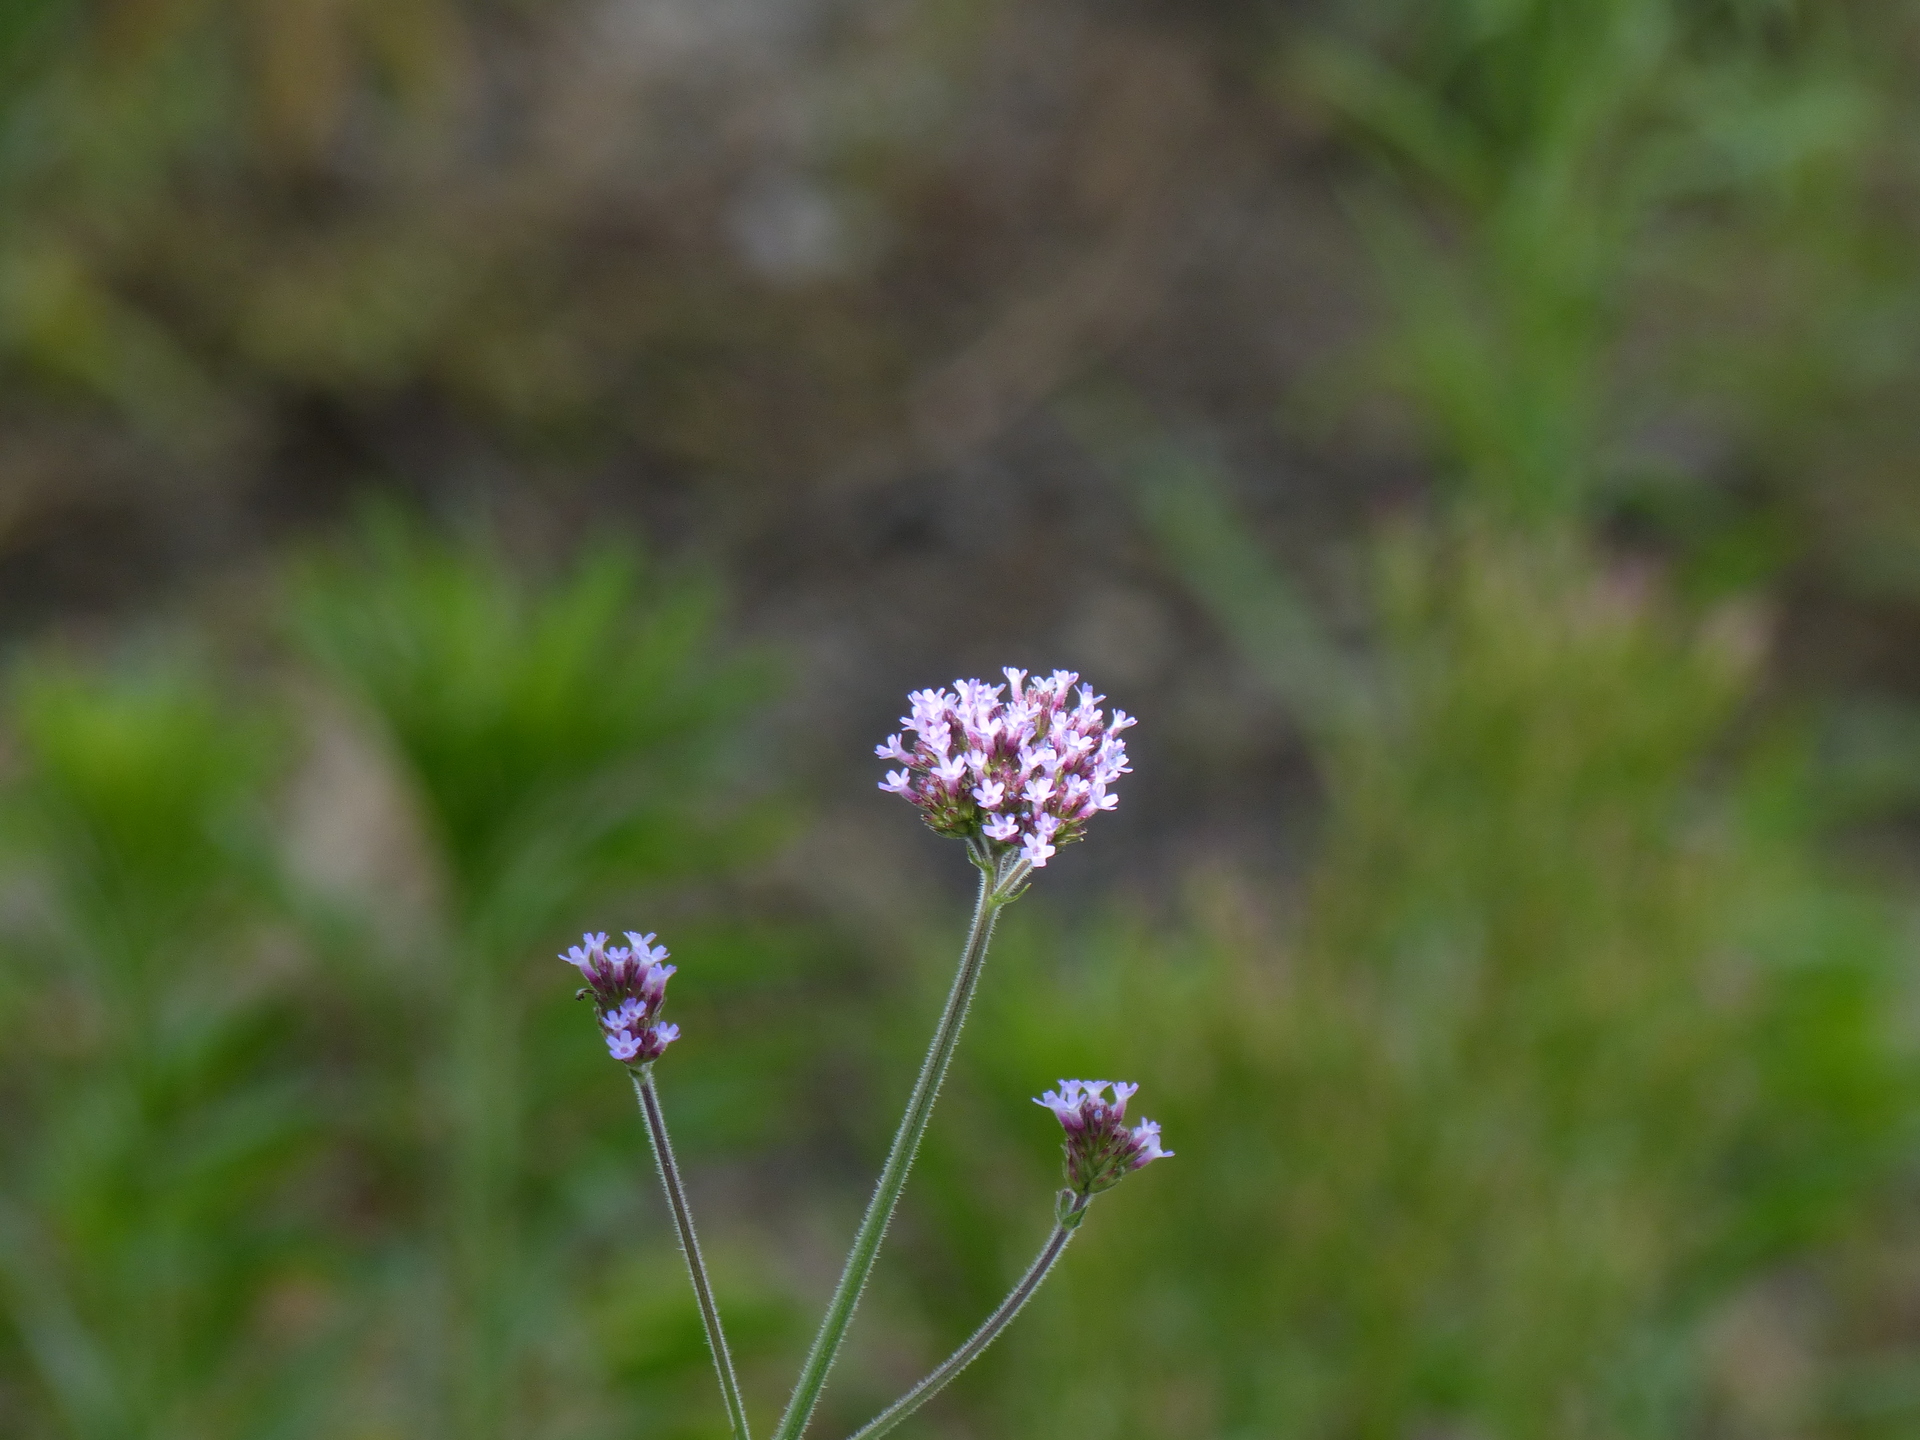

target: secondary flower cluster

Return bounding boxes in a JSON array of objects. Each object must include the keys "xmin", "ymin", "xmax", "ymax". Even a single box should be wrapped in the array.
[
  {"xmin": 563, "ymin": 931, "xmax": 680, "ymax": 1065},
  {"xmin": 876, "ymin": 668, "xmax": 1135, "ymax": 868},
  {"xmin": 1035, "ymin": 1080, "xmax": 1173, "ymax": 1196}
]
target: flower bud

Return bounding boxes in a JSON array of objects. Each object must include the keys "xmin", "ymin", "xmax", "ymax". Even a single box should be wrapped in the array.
[
  {"xmin": 1035, "ymin": 1079, "xmax": 1172, "ymax": 1196},
  {"xmin": 562, "ymin": 929, "xmax": 680, "ymax": 1066}
]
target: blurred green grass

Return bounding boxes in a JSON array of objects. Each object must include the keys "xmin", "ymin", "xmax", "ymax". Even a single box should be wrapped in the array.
[
  {"xmin": 3, "ymin": 511, "xmax": 1919, "ymax": 1439},
  {"xmin": 918, "ymin": 528, "xmax": 1920, "ymax": 1440},
  {"xmin": 7, "ymin": 1, "xmax": 1920, "ymax": 1438}
]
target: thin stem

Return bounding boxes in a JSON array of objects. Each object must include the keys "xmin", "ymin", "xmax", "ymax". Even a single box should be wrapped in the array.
[
  {"xmin": 634, "ymin": 1068, "xmax": 753, "ymax": 1440},
  {"xmin": 844, "ymin": 1197, "xmax": 1090, "ymax": 1440},
  {"xmin": 773, "ymin": 868, "xmax": 1005, "ymax": 1440}
]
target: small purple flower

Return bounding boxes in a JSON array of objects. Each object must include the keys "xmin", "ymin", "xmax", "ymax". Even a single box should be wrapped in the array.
[
  {"xmin": 562, "ymin": 929, "xmax": 681, "ymax": 1066},
  {"xmin": 874, "ymin": 668, "xmax": 1134, "ymax": 868},
  {"xmin": 1035, "ymin": 1079, "xmax": 1172, "ymax": 1196}
]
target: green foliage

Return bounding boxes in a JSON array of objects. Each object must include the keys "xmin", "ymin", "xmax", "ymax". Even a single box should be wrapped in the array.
[
  {"xmin": 293, "ymin": 511, "xmax": 773, "ymax": 943},
  {"xmin": 906, "ymin": 531, "xmax": 1915, "ymax": 1440},
  {"xmin": 984, "ymin": 5, "xmax": 1920, "ymax": 1433},
  {"xmin": 8, "ymin": 518, "xmax": 1912, "ymax": 1440},
  {"xmin": 0, "ymin": 656, "xmax": 322, "ymax": 1440},
  {"xmin": 1294, "ymin": 0, "xmax": 1871, "ymax": 527},
  {"xmin": 0, "ymin": 526, "xmax": 790, "ymax": 1440},
  {"xmin": 289, "ymin": 514, "xmax": 777, "ymax": 1440},
  {"xmin": 9, "ymin": 4, "xmax": 1920, "ymax": 1438}
]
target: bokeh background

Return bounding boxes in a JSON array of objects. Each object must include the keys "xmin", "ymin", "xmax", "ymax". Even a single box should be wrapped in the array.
[{"xmin": 6, "ymin": 1, "xmax": 1920, "ymax": 1437}]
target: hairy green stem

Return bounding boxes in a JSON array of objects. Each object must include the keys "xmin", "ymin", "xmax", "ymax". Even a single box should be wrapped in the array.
[
  {"xmin": 634, "ymin": 1068, "xmax": 753, "ymax": 1440},
  {"xmin": 773, "ymin": 867, "xmax": 1005, "ymax": 1440},
  {"xmin": 844, "ymin": 1196, "xmax": 1091, "ymax": 1440}
]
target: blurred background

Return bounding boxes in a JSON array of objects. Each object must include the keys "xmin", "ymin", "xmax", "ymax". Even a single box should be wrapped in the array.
[{"xmin": 6, "ymin": 1, "xmax": 1920, "ymax": 1437}]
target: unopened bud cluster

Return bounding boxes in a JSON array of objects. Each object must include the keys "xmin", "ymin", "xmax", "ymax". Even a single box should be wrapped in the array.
[
  {"xmin": 876, "ymin": 668, "xmax": 1134, "ymax": 868},
  {"xmin": 563, "ymin": 930, "xmax": 680, "ymax": 1065},
  {"xmin": 1035, "ymin": 1079, "xmax": 1173, "ymax": 1196}
]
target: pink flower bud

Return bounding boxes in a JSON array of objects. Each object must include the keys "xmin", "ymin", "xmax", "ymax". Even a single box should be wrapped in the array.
[
  {"xmin": 1035, "ymin": 1080, "xmax": 1172, "ymax": 1195},
  {"xmin": 562, "ymin": 929, "xmax": 681, "ymax": 1066}
]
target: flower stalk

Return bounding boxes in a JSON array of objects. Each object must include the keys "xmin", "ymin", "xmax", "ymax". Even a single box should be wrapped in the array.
[
  {"xmin": 566, "ymin": 932, "xmax": 744, "ymax": 1433},
  {"xmin": 835, "ymin": 1075, "xmax": 1173, "ymax": 1440},
  {"xmin": 772, "ymin": 860, "xmax": 1011, "ymax": 1440},
  {"xmin": 841, "ymin": 1193, "xmax": 1092, "ymax": 1440},
  {"xmin": 569, "ymin": 669, "xmax": 1151, "ymax": 1440},
  {"xmin": 633, "ymin": 1066, "xmax": 753, "ymax": 1440}
]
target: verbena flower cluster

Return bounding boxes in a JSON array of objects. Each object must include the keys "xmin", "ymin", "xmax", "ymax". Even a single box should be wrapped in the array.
[
  {"xmin": 1036, "ymin": 1079, "xmax": 1173, "ymax": 1195},
  {"xmin": 562, "ymin": 671, "xmax": 1165, "ymax": 1440},
  {"xmin": 563, "ymin": 930, "xmax": 680, "ymax": 1065},
  {"xmin": 875, "ymin": 668, "xmax": 1135, "ymax": 867}
]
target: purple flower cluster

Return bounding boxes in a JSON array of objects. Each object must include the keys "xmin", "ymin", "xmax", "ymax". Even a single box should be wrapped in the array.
[
  {"xmin": 1035, "ymin": 1080, "xmax": 1172, "ymax": 1195},
  {"xmin": 876, "ymin": 668, "xmax": 1135, "ymax": 868},
  {"xmin": 563, "ymin": 930, "xmax": 681, "ymax": 1066}
]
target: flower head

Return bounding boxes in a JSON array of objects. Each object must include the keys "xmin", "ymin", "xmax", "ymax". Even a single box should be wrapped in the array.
[
  {"xmin": 562, "ymin": 930, "xmax": 680, "ymax": 1066},
  {"xmin": 1035, "ymin": 1079, "xmax": 1172, "ymax": 1196},
  {"xmin": 874, "ymin": 669, "xmax": 1133, "ymax": 867}
]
